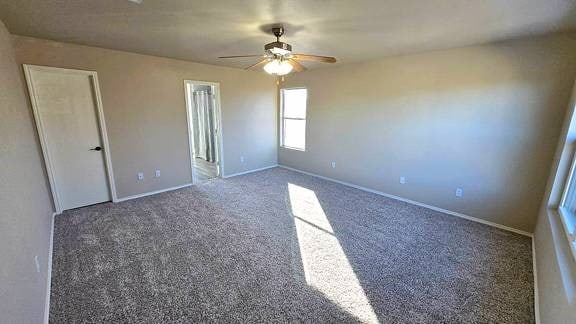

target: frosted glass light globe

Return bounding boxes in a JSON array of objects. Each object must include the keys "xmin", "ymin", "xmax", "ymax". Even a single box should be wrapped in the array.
[{"xmin": 263, "ymin": 59, "xmax": 293, "ymax": 76}]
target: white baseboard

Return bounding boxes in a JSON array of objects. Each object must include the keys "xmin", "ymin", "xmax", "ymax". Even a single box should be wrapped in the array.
[
  {"xmin": 532, "ymin": 238, "xmax": 540, "ymax": 324},
  {"xmin": 115, "ymin": 183, "xmax": 193, "ymax": 202},
  {"xmin": 115, "ymin": 165, "xmax": 278, "ymax": 202},
  {"xmin": 223, "ymin": 164, "xmax": 278, "ymax": 179},
  {"xmin": 278, "ymin": 165, "xmax": 533, "ymax": 237},
  {"xmin": 44, "ymin": 212, "xmax": 56, "ymax": 324}
]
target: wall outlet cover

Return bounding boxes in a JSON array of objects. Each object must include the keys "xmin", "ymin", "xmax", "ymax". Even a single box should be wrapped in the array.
[
  {"xmin": 138, "ymin": 172, "xmax": 144, "ymax": 181},
  {"xmin": 456, "ymin": 188, "xmax": 463, "ymax": 197},
  {"xmin": 331, "ymin": 162, "xmax": 336, "ymax": 168},
  {"xmin": 155, "ymin": 170, "xmax": 161, "ymax": 178},
  {"xmin": 400, "ymin": 176, "xmax": 407, "ymax": 184}
]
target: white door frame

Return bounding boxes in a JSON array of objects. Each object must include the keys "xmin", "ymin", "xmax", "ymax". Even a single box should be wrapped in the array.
[
  {"xmin": 183, "ymin": 80, "xmax": 225, "ymax": 183},
  {"xmin": 24, "ymin": 64, "xmax": 118, "ymax": 214}
]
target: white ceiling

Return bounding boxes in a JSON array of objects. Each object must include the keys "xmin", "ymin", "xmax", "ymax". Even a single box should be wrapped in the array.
[{"xmin": 0, "ymin": 0, "xmax": 574, "ymax": 69}]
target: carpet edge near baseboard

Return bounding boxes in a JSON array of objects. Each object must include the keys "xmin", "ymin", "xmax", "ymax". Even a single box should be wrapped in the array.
[{"xmin": 277, "ymin": 164, "xmax": 533, "ymax": 237}]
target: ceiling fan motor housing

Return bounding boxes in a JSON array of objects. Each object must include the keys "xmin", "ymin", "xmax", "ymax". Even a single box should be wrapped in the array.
[{"xmin": 265, "ymin": 41, "xmax": 292, "ymax": 55}]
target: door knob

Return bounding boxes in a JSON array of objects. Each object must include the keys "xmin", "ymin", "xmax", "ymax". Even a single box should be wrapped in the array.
[{"xmin": 90, "ymin": 146, "xmax": 102, "ymax": 151}]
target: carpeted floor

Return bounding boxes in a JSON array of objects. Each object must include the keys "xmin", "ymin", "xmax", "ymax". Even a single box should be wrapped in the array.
[{"xmin": 50, "ymin": 167, "xmax": 534, "ymax": 323}]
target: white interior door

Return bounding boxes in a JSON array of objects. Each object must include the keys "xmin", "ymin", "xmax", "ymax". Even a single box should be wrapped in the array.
[{"xmin": 26, "ymin": 66, "xmax": 112, "ymax": 211}]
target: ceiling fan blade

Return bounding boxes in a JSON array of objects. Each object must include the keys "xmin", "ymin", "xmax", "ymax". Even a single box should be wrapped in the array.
[
  {"xmin": 218, "ymin": 55, "xmax": 265, "ymax": 59},
  {"xmin": 288, "ymin": 59, "xmax": 307, "ymax": 72},
  {"xmin": 292, "ymin": 54, "xmax": 337, "ymax": 63},
  {"xmin": 245, "ymin": 59, "xmax": 269, "ymax": 70}
]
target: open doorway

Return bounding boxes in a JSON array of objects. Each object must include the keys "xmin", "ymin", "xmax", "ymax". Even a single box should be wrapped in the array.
[{"xmin": 184, "ymin": 80, "xmax": 223, "ymax": 184}]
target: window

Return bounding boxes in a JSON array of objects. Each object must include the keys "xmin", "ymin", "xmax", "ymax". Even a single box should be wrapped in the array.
[
  {"xmin": 559, "ymin": 151, "xmax": 576, "ymax": 260},
  {"xmin": 281, "ymin": 88, "xmax": 307, "ymax": 151}
]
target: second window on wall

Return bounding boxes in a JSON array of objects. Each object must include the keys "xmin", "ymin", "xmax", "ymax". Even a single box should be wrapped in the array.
[{"xmin": 281, "ymin": 88, "xmax": 308, "ymax": 151}]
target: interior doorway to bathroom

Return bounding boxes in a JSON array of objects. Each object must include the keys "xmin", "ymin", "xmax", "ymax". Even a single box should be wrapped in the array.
[{"xmin": 184, "ymin": 80, "xmax": 223, "ymax": 183}]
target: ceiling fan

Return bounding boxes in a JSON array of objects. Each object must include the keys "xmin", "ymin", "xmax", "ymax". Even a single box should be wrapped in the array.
[{"xmin": 218, "ymin": 27, "xmax": 337, "ymax": 76}]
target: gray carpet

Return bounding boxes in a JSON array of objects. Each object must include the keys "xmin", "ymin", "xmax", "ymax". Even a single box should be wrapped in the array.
[{"xmin": 50, "ymin": 167, "xmax": 534, "ymax": 323}]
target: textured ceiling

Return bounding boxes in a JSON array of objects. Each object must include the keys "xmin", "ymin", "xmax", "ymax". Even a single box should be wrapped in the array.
[{"xmin": 0, "ymin": 0, "xmax": 575, "ymax": 69}]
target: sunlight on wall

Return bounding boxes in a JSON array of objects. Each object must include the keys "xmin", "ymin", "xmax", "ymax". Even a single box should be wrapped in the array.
[{"xmin": 288, "ymin": 183, "xmax": 379, "ymax": 323}]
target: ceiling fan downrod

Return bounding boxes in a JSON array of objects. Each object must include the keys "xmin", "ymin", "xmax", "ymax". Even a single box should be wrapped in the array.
[{"xmin": 272, "ymin": 27, "xmax": 284, "ymax": 42}]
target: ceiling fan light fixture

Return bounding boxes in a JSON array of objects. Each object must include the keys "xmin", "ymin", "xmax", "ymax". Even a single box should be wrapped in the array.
[{"xmin": 263, "ymin": 59, "xmax": 293, "ymax": 76}]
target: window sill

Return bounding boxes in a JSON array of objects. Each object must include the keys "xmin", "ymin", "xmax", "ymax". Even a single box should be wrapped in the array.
[
  {"xmin": 557, "ymin": 207, "xmax": 576, "ymax": 261},
  {"xmin": 281, "ymin": 145, "xmax": 305, "ymax": 152}
]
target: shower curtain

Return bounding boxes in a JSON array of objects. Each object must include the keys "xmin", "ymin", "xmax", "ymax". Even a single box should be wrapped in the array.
[{"xmin": 192, "ymin": 90, "xmax": 216, "ymax": 162}]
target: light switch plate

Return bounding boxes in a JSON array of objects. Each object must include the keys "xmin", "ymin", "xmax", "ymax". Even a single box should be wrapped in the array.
[{"xmin": 34, "ymin": 255, "xmax": 40, "ymax": 273}]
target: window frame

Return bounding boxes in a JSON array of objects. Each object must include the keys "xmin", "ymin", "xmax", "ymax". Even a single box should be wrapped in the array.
[
  {"xmin": 280, "ymin": 87, "xmax": 308, "ymax": 151},
  {"xmin": 558, "ymin": 148, "xmax": 576, "ymax": 261}
]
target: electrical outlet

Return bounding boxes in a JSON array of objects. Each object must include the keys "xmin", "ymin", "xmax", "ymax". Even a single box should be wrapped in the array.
[
  {"xmin": 240, "ymin": 156, "xmax": 245, "ymax": 163},
  {"xmin": 34, "ymin": 255, "xmax": 40, "ymax": 273},
  {"xmin": 137, "ymin": 172, "xmax": 144, "ymax": 181},
  {"xmin": 331, "ymin": 162, "xmax": 336, "ymax": 168},
  {"xmin": 400, "ymin": 176, "xmax": 407, "ymax": 184},
  {"xmin": 155, "ymin": 170, "xmax": 161, "ymax": 178},
  {"xmin": 455, "ymin": 188, "xmax": 463, "ymax": 198}
]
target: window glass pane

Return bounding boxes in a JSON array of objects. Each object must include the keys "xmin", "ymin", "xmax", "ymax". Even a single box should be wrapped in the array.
[
  {"xmin": 558, "ymin": 155, "xmax": 576, "ymax": 265},
  {"xmin": 283, "ymin": 119, "xmax": 306, "ymax": 150},
  {"xmin": 565, "ymin": 166, "xmax": 576, "ymax": 214},
  {"xmin": 283, "ymin": 89, "xmax": 307, "ymax": 119}
]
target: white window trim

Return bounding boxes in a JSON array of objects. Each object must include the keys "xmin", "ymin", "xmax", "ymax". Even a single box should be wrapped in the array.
[
  {"xmin": 280, "ymin": 87, "xmax": 307, "ymax": 151},
  {"xmin": 558, "ymin": 148, "xmax": 576, "ymax": 261}
]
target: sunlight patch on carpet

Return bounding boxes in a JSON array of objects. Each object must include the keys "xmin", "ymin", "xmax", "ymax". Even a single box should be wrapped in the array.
[{"xmin": 288, "ymin": 183, "xmax": 379, "ymax": 323}]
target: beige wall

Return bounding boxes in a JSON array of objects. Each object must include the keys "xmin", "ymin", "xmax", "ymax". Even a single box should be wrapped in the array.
[
  {"xmin": 280, "ymin": 33, "xmax": 576, "ymax": 233},
  {"xmin": 0, "ymin": 21, "xmax": 53, "ymax": 323},
  {"xmin": 533, "ymin": 82, "xmax": 576, "ymax": 324},
  {"xmin": 14, "ymin": 36, "xmax": 278, "ymax": 198}
]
